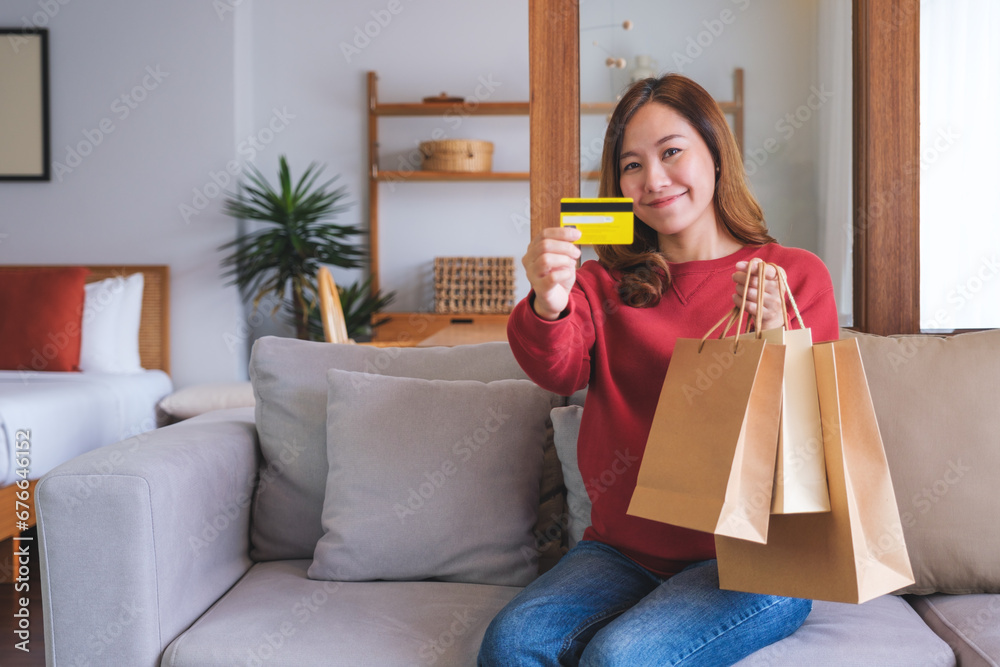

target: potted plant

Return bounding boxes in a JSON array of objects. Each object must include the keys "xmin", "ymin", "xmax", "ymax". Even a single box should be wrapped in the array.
[
  {"xmin": 298, "ymin": 275, "xmax": 396, "ymax": 343},
  {"xmin": 220, "ymin": 155, "xmax": 393, "ymax": 340}
]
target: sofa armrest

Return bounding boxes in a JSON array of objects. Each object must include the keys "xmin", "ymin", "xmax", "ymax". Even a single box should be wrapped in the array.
[{"xmin": 36, "ymin": 407, "xmax": 259, "ymax": 667}]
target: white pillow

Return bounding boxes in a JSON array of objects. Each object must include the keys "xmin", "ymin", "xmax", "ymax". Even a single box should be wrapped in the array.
[
  {"xmin": 80, "ymin": 277, "xmax": 123, "ymax": 372},
  {"xmin": 79, "ymin": 273, "xmax": 144, "ymax": 373},
  {"xmin": 117, "ymin": 272, "xmax": 144, "ymax": 372}
]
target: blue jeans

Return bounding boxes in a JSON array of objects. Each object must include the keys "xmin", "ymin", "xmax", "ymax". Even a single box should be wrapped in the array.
[{"xmin": 478, "ymin": 540, "xmax": 811, "ymax": 667}]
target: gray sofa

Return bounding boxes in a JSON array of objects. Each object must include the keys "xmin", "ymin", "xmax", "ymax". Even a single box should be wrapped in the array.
[{"xmin": 36, "ymin": 330, "xmax": 1000, "ymax": 666}]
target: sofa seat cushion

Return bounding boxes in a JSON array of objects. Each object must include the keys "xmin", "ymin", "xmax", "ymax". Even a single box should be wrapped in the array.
[
  {"xmin": 735, "ymin": 595, "xmax": 955, "ymax": 666},
  {"xmin": 908, "ymin": 594, "xmax": 1000, "ymax": 666},
  {"xmin": 162, "ymin": 560, "xmax": 521, "ymax": 667}
]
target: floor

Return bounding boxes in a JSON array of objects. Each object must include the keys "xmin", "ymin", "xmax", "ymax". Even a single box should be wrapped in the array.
[{"xmin": 0, "ymin": 527, "xmax": 46, "ymax": 666}]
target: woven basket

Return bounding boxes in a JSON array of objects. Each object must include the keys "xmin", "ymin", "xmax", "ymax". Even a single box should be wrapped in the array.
[
  {"xmin": 434, "ymin": 257, "xmax": 514, "ymax": 314},
  {"xmin": 419, "ymin": 139, "xmax": 494, "ymax": 173}
]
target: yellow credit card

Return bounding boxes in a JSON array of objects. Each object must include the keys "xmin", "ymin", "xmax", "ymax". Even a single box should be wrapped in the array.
[{"xmin": 560, "ymin": 198, "xmax": 634, "ymax": 245}]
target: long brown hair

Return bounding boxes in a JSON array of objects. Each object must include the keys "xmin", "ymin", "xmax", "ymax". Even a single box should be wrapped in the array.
[{"xmin": 596, "ymin": 74, "xmax": 774, "ymax": 307}]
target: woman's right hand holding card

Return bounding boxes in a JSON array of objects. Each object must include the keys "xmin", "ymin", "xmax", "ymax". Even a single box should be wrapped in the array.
[{"xmin": 522, "ymin": 226, "xmax": 582, "ymax": 320}]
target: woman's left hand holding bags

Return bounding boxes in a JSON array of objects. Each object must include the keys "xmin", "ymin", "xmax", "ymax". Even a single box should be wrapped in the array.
[{"xmin": 733, "ymin": 258, "xmax": 784, "ymax": 331}]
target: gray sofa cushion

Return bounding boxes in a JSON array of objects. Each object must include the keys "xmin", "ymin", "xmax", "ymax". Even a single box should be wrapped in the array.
[
  {"xmin": 551, "ymin": 405, "xmax": 589, "ymax": 548},
  {"xmin": 735, "ymin": 595, "xmax": 956, "ymax": 666},
  {"xmin": 162, "ymin": 560, "xmax": 521, "ymax": 666},
  {"xmin": 908, "ymin": 594, "xmax": 1000, "ymax": 666},
  {"xmin": 248, "ymin": 337, "xmax": 534, "ymax": 561},
  {"xmin": 847, "ymin": 329, "xmax": 1000, "ymax": 594},
  {"xmin": 309, "ymin": 370, "xmax": 558, "ymax": 586}
]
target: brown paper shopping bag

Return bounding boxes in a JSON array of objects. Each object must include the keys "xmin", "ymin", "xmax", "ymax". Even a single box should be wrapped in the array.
[
  {"xmin": 627, "ymin": 263, "xmax": 786, "ymax": 544},
  {"xmin": 716, "ymin": 338, "xmax": 915, "ymax": 603},
  {"xmin": 759, "ymin": 265, "xmax": 830, "ymax": 514}
]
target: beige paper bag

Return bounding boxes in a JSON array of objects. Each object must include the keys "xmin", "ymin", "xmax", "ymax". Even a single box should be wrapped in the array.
[
  {"xmin": 628, "ymin": 263, "xmax": 786, "ymax": 544},
  {"xmin": 715, "ymin": 338, "xmax": 915, "ymax": 603},
  {"xmin": 759, "ymin": 265, "xmax": 830, "ymax": 514}
]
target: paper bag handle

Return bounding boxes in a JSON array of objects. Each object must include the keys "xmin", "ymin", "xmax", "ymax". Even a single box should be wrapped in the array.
[
  {"xmin": 700, "ymin": 261, "xmax": 766, "ymax": 352},
  {"xmin": 768, "ymin": 263, "xmax": 807, "ymax": 331}
]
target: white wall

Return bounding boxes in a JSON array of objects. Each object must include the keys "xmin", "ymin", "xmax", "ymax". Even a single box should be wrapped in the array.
[{"xmin": 0, "ymin": 0, "xmax": 829, "ymax": 388}]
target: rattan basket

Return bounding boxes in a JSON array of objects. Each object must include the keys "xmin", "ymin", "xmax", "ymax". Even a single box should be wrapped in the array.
[
  {"xmin": 419, "ymin": 139, "xmax": 494, "ymax": 173},
  {"xmin": 434, "ymin": 256, "xmax": 514, "ymax": 314}
]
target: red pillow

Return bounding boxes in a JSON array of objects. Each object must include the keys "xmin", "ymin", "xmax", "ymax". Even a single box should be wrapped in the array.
[{"xmin": 0, "ymin": 267, "xmax": 90, "ymax": 372}]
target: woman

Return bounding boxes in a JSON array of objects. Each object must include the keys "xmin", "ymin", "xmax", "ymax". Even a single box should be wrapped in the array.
[{"xmin": 478, "ymin": 74, "xmax": 839, "ymax": 666}]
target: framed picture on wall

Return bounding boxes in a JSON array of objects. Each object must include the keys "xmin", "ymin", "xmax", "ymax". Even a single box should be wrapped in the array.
[{"xmin": 0, "ymin": 28, "xmax": 50, "ymax": 181}]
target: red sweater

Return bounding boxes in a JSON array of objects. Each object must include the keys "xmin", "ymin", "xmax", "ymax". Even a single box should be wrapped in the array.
[{"xmin": 507, "ymin": 244, "xmax": 840, "ymax": 576}]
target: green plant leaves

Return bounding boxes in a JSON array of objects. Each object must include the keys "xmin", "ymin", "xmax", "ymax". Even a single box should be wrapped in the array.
[{"xmin": 219, "ymin": 155, "xmax": 388, "ymax": 339}]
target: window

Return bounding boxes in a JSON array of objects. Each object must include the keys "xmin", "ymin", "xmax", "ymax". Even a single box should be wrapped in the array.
[{"xmin": 919, "ymin": 0, "xmax": 1000, "ymax": 331}]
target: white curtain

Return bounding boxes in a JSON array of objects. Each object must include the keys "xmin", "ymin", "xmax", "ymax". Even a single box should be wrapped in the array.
[
  {"xmin": 817, "ymin": 0, "xmax": 853, "ymax": 326},
  {"xmin": 920, "ymin": 0, "xmax": 1000, "ymax": 330}
]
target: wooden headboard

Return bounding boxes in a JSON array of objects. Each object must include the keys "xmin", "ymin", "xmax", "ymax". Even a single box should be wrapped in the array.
[{"xmin": 0, "ymin": 265, "xmax": 170, "ymax": 374}]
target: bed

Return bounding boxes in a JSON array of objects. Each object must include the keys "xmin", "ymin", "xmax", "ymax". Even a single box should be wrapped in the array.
[{"xmin": 0, "ymin": 265, "xmax": 172, "ymax": 549}]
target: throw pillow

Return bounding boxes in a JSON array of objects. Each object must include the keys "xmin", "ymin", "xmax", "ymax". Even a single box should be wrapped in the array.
[
  {"xmin": 308, "ymin": 369, "xmax": 558, "ymax": 586},
  {"xmin": 248, "ymin": 336, "xmax": 536, "ymax": 562},
  {"xmin": 551, "ymin": 405, "xmax": 591, "ymax": 547},
  {"xmin": 79, "ymin": 273, "xmax": 144, "ymax": 373},
  {"xmin": 80, "ymin": 276, "xmax": 124, "ymax": 372},
  {"xmin": 0, "ymin": 266, "xmax": 89, "ymax": 372},
  {"xmin": 848, "ymin": 329, "xmax": 1000, "ymax": 594},
  {"xmin": 117, "ymin": 272, "xmax": 144, "ymax": 372},
  {"xmin": 155, "ymin": 381, "xmax": 255, "ymax": 426}
]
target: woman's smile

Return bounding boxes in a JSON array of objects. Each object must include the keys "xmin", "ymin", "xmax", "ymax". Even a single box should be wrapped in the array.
[{"xmin": 644, "ymin": 191, "xmax": 688, "ymax": 208}]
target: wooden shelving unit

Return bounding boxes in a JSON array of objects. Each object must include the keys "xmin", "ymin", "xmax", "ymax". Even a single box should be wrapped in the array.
[
  {"xmin": 366, "ymin": 69, "xmax": 743, "ymax": 342},
  {"xmin": 367, "ymin": 71, "xmax": 538, "ymax": 306}
]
